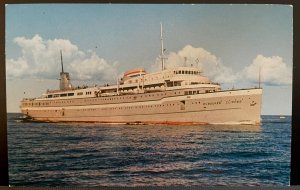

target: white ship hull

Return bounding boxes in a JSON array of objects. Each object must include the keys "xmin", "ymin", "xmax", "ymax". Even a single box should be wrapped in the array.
[{"xmin": 21, "ymin": 88, "xmax": 262, "ymax": 125}]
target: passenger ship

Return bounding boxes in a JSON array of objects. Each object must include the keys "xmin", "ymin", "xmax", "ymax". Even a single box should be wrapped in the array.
[{"xmin": 20, "ymin": 25, "xmax": 262, "ymax": 125}]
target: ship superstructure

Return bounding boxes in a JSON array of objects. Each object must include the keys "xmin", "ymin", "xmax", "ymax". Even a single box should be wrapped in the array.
[{"xmin": 20, "ymin": 25, "xmax": 262, "ymax": 125}]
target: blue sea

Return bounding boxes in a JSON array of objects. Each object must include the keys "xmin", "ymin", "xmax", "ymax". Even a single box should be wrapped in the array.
[{"xmin": 7, "ymin": 113, "xmax": 291, "ymax": 187}]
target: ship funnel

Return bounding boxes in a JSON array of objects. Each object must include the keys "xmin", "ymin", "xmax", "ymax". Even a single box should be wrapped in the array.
[
  {"xmin": 59, "ymin": 50, "xmax": 72, "ymax": 90},
  {"xmin": 60, "ymin": 50, "xmax": 64, "ymax": 73}
]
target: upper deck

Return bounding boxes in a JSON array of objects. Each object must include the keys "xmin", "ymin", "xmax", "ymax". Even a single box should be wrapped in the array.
[{"xmin": 21, "ymin": 66, "xmax": 221, "ymax": 103}]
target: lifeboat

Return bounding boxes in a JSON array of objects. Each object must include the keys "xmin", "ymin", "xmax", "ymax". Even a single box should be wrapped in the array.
[{"xmin": 122, "ymin": 69, "xmax": 147, "ymax": 82}]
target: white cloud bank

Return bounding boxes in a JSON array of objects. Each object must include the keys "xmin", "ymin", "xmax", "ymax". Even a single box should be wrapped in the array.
[
  {"xmin": 7, "ymin": 36, "xmax": 292, "ymax": 87},
  {"xmin": 6, "ymin": 34, "xmax": 118, "ymax": 82},
  {"xmin": 152, "ymin": 45, "xmax": 292, "ymax": 86},
  {"xmin": 152, "ymin": 45, "xmax": 237, "ymax": 84},
  {"xmin": 243, "ymin": 55, "xmax": 292, "ymax": 86}
]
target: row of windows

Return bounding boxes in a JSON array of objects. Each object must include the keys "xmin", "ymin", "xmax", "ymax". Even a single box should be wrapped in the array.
[
  {"xmin": 25, "ymin": 98, "xmax": 219, "ymax": 108},
  {"xmin": 33, "ymin": 103, "xmax": 180, "ymax": 114},
  {"xmin": 105, "ymin": 103, "xmax": 178, "ymax": 110},
  {"xmin": 46, "ymin": 91, "xmax": 93, "ymax": 99},
  {"xmin": 127, "ymin": 70, "xmax": 200, "ymax": 84},
  {"xmin": 31, "ymin": 100, "xmax": 226, "ymax": 114},
  {"xmin": 184, "ymin": 89, "xmax": 216, "ymax": 95},
  {"xmin": 185, "ymin": 91, "xmax": 201, "ymax": 95},
  {"xmin": 174, "ymin": 70, "xmax": 200, "ymax": 75},
  {"xmin": 127, "ymin": 74, "xmax": 176, "ymax": 84},
  {"xmin": 23, "ymin": 90, "xmax": 204, "ymax": 107},
  {"xmin": 69, "ymin": 103, "xmax": 180, "ymax": 112},
  {"xmin": 86, "ymin": 92, "xmax": 178, "ymax": 103},
  {"xmin": 23, "ymin": 102, "xmax": 50, "ymax": 106},
  {"xmin": 23, "ymin": 100, "xmax": 74, "ymax": 107},
  {"xmin": 48, "ymin": 93, "xmax": 74, "ymax": 98}
]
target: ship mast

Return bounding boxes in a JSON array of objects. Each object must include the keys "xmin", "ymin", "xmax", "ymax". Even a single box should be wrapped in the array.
[{"xmin": 160, "ymin": 22, "xmax": 165, "ymax": 71}]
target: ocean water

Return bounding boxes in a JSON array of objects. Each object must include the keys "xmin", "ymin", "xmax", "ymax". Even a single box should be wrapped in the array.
[{"xmin": 7, "ymin": 113, "xmax": 291, "ymax": 187}]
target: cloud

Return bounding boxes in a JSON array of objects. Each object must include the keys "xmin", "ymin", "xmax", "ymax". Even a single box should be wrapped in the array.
[
  {"xmin": 69, "ymin": 52, "xmax": 118, "ymax": 81},
  {"xmin": 243, "ymin": 54, "xmax": 292, "ymax": 86},
  {"xmin": 151, "ymin": 45, "xmax": 292, "ymax": 86},
  {"xmin": 8, "ymin": 36, "xmax": 291, "ymax": 88},
  {"xmin": 151, "ymin": 45, "xmax": 237, "ymax": 83},
  {"xmin": 6, "ymin": 35, "xmax": 118, "ymax": 82},
  {"xmin": 6, "ymin": 57, "xmax": 29, "ymax": 78}
]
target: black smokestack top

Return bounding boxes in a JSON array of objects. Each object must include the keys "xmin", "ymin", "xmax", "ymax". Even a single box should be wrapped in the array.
[{"xmin": 60, "ymin": 50, "xmax": 64, "ymax": 73}]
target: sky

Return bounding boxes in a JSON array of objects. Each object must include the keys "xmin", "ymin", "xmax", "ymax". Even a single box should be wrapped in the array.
[{"xmin": 5, "ymin": 4, "xmax": 293, "ymax": 115}]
